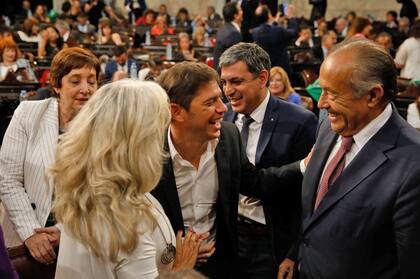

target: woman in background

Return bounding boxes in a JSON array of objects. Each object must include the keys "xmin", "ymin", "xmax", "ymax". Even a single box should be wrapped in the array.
[
  {"xmin": 0, "ymin": 37, "xmax": 37, "ymax": 82},
  {"xmin": 97, "ymin": 18, "xmax": 123, "ymax": 45},
  {"xmin": 345, "ymin": 16, "xmax": 372, "ymax": 39},
  {"xmin": 269, "ymin": 66, "xmax": 301, "ymax": 105},
  {"xmin": 0, "ymin": 47, "xmax": 100, "ymax": 265},
  {"xmin": 52, "ymin": 80, "xmax": 201, "ymax": 278}
]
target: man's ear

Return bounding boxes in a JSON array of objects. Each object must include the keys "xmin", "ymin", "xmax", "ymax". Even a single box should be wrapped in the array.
[
  {"xmin": 258, "ymin": 69, "xmax": 269, "ymax": 88},
  {"xmin": 367, "ymin": 85, "xmax": 384, "ymax": 108},
  {"xmin": 170, "ymin": 103, "xmax": 186, "ymax": 122}
]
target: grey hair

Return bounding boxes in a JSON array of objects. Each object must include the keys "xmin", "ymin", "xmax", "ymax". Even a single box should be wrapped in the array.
[
  {"xmin": 219, "ymin": 42, "xmax": 271, "ymax": 79},
  {"xmin": 329, "ymin": 39, "xmax": 397, "ymax": 102}
]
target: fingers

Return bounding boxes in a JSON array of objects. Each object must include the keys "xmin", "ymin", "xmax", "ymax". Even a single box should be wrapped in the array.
[{"xmin": 25, "ymin": 233, "xmax": 57, "ymax": 265}]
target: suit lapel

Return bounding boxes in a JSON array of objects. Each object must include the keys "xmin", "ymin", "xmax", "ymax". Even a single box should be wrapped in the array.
[
  {"xmin": 255, "ymin": 95, "xmax": 277, "ymax": 164},
  {"xmin": 214, "ymin": 136, "xmax": 231, "ymax": 209},
  {"xmin": 38, "ymin": 99, "xmax": 59, "ymax": 197},
  {"xmin": 303, "ymin": 110, "xmax": 400, "ymax": 233},
  {"xmin": 161, "ymin": 137, "xmax": 184, "ymax": 230},
  {"xmin": 302, "ymin": 125, "xmax": 337, "ymax": 229}
]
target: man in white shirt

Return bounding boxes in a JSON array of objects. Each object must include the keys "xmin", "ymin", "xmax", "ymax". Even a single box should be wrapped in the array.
[
  {"xmin": 152, "ymin": 62, "xmax": 305, "ymax": 279},
  {"xmin": 220, "ymin": 42, "xmax": 318, "ymax": 279},
  {"xmin": 298, "ymin": 39, "xmax": 420, "ymax": 278}
]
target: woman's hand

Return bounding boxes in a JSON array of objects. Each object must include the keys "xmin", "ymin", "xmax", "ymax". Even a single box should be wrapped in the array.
[
  {"xmin": 172, "ymin": 230, "xmax": 201, "ymax": 270},
  {"xmin": 24, "ymin": 226, "xmax": 60, "ymax": 265}
]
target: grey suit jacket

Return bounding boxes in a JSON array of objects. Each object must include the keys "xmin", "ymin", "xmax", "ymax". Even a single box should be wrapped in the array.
[{"xmin": 0, "ymin": 98, "xmax": 58, "ymax": 246}]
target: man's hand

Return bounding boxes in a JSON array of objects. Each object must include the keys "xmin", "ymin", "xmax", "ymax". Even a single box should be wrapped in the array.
[
  {"xmin": 278, "ymin": 258, "xmax": 294, "ymax": 279},
  {"xmin": 172, "ymin": 230, "xmax": 201, "ymax": 270},
  {"xmin": 304, "ymin": 147, "xmax": 314, "ymax": 167},
  {"xmin": 24, "ymin": 229, "xmax": 58, "ymax": 265}
]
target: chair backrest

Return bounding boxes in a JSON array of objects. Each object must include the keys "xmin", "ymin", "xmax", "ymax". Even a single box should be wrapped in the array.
[{"xmin": 8, "ymin": 245, "xmax": 56, "ymax": 279}]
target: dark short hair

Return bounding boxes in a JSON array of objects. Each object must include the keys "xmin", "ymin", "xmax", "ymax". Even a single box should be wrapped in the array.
[
  {"xmin": 410, "ymin": 19, "xmax": 420, "ymax": 38},
  {"xmin": 113, "ymin": 45, "xmax": 127, "ymax": 57},
  {"xmin": 255, "ymin": 5, "xmax": 270, "ymax": 24},
  {"xmin": 223, "ymin": 2, "xmax": 238, "ymax": 22},
  {"xmin": 219, "ymin": 42, "xmax": 271, "ymax": 80},
  {"xmin": 157, "ymin": 62, "xmax": 219, "ymax": 110},
  {"xmin": 50, "ymin": 47, "xmax": 100, "ymax": 88},
  {"xmin": 386, "ymin": 10, "xmax": 398, "ymax": 19}
]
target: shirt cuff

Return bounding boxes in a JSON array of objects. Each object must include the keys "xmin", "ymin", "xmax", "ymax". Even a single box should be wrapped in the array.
[{"xmin": 300, "ymin": 159, "xmax": 306, "ymax": 174}]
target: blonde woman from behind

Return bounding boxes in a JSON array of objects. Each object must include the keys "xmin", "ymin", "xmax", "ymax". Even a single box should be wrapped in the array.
[{"xmin": 50, "ymin": 80, "xmax": 202, "ymax": 279}]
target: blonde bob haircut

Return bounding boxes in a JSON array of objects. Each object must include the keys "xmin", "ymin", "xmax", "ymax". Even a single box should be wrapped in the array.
[
  {"xmin": 270, "ymin": 66, "xmax": 294, "ymax": 97},
  {"xmin": 49, "ymin": 79, "xmax": 171, "ymax": 262}
]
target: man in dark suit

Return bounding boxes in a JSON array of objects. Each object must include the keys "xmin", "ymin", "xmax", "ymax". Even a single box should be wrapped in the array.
[
  {"xmin": 298, "ymin": 39, "xmax": 420, "ymax": 278},
  {"xmin": 252, "ymin": 5, "xmax": 298, "ymax": 75},
  {"xmin": 213, "ymin": 2, "xmax": 243, "ymax": 70},
  {"xmin": 220, "ymin": 42, "xmax": 317, "ymax": 279},
  {"xmin": 152, "ymin": 62, "xmax": 305, "ymax": 279},
  {"xmin": 104, "ymin": 45, "xmax": 140, "ymax": 81},
  {"xmin": 311, "ymin": 30, "xmax": 337, "ymax": 62}
]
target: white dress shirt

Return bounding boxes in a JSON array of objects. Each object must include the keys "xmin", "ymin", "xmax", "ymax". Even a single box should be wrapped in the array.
[
  {"xmin": 235, "ymin": 91, "xmax": 270, "ymax": 224},
  {"xmin": 168, "ymin": 128, "xmax": 219, "ymax": 240}
]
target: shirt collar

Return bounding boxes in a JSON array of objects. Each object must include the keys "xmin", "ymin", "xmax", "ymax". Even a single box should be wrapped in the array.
[
  {"xmin": 231, "ymin": 21, "xmax": 241, "ymax": 32},
  {"xmin": 238, "ymin": 90, "xmax": 269, "ymax": 124},
  {"xmin": 341, "ymin": 103, "xmax": 392, "ymax": 150},
  {"xmin": 167, "ymin": 126, "xmax": 218, "ymax": 161}
]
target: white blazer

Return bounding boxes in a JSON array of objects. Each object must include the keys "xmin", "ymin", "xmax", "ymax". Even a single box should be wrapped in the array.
[{"xmin": 0, "ymin": 98, "xmax": 58, "ymax": 247}]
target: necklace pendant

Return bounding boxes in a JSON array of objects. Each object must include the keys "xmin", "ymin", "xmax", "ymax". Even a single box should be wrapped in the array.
[{"xmin": 161, "ymin": 243, "xmax": 176, "ymax": 264}]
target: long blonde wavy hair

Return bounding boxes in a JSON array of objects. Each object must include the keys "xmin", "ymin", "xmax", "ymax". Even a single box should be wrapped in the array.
[{"xmin": 49, "ymin": 80, "xmax": 171, "ymax": 262}]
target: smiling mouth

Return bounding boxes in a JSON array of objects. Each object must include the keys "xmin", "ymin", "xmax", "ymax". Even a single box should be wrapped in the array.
[
  {"xmin": 229, "ymin": 96, "xmax": 243, "ymax": 105},
  {"xmin": 209, "ymin": 119, "xmax": 222, "ymax": 128}
]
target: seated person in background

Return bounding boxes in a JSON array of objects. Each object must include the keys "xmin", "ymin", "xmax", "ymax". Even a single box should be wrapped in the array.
[
  {"xmin": 269, "ymin": 66, "xmax": 301, "ymax": 105},
  {"xmin": 136, "ymin": 8, "xmax": 156, "ymax": 27},
  {"xmin": 51, "ymin": 79, "xmax": 202, "ymax": 278},
  {"xmin": 375, "ymin": 32, "xmax": 396, "ymax": 58},
  {"xmin": 206, "ymin": 5, "xmax": 223, "ymax": 30},
  {"xmin": 104, "ymin": 45, "xmax": 140, "ymax": 81},
  {"xmin": 75, "ymin": 12, "xmax": 96, "ymax": 36},
  {"xmin": 407, "ymin": 95, "xmax": 420, "ymax": 130},
  {"xmin": 16, "ymin": 17, "xmax": 41, "ymax": 43},
  {"xmin": 38, "ymin": 26, "xmax": 62, "ymax": 58},
  {"xmin": 97, "ymin": 18, "xmax": 123, "ymax": 45},
  {"xmin": 345, "ymin": 16, "xmax": 373, "ymax": 40},
  {"xmin": 312, "ymin": 30, "xmax": 337, "ymax": 62},
  {"xmin": 0, "ymin": 37, "xmax": 37, "ymax": 82},
  {"xmin": 33, "ymin": 4, "xmax": 51, "ymax": 23},
  {"xmin": 151, "ymin": 15, "xmax": 174, "ymax": 37},
  {"xmin": 192, "ymin": 26, "xmax": 206, "ymax": 46},
  {"xmin": 385, "ymin": 10, "xmax": 398, "ymax": 29},
  {"xmin": 157, "ymin": 4, "xmax": 171, "ymax": 26},
  {"xmin": 175, "ymin": 8, "xmax": 193, "ymax": 34},
  {"xmin": 174, "ymin": 32, "xmax": 201, "ymax": 62},
  {"xmin": 395, "ymin": 19, "xmax": 420, "ymax": 80},
  {"xmin": 334, "ymin": 17, "xmax": 348, "ymax": 39},
  {"xmin": 295, "ymin": 25, "xmax": 314, "ymax": 48},
  {"xmin": 393, "ymin": 16, "xmax": 410, "ymax": 48}
]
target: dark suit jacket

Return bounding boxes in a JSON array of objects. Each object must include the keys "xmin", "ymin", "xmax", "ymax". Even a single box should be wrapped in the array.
[
  {"xmin": 151, "ymin": 122, "xmax": 302, "ymax": 277},
  {"xmin": 104, "ymin": 59, "xmax": 140, "ymax": 82},
  {"xmin": 224, "ymin": 95, "xmax": 317, "ymax": 264},
  {"xmin": 311, "ymin": 44, "xmax": 324, "ymax": 62},
  {"xmin": 299, "ymin": 106, "xmax": 420, "ymax": 279},
  {"xmin": 213, "ymin": 22, "xmax": 242, "ymax": 70},
  {"xmin": 252, "ymin": 20, "xmax": 298, "ymax": 75}
]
